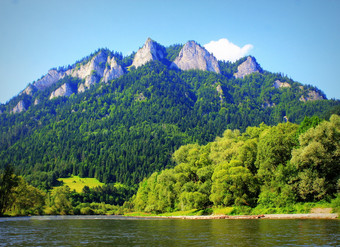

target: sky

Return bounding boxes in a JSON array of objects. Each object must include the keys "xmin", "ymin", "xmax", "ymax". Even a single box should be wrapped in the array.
[{"xmin": 0, "ymin": 0, "xmax": 339, "ymax": 104}]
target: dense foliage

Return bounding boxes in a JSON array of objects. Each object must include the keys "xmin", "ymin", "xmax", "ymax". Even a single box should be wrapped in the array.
[
  {"xmin": 133, "ymin": 115, "xmax": 340, "ymax": 213},
  {"xmin": 0, "ymin": 49, "xmax": 339, "ymax": 194}
]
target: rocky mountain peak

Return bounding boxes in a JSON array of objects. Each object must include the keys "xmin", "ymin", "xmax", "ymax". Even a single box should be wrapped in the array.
[
  {"xmin": 67, "ymin": 50, "xmax": 108, "ymax": 87},
  {"xmin": 102, "ymin": 55, "xmax": 124, "ymax": 83},
  {"xmin": 131, "ymin": 38, "xmax": 166, "ymax": 68},
  {"xmin": 170, "ymin": 41, "xmax": 220, "ymax": 73},
  {"xmin": 234, "ymin": 56, "xmax": 261, "ymax": 79}
]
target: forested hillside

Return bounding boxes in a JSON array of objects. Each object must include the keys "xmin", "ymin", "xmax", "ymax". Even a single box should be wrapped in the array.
[{"xmin": 0, "ymin": 41, "xmax": 339, "ymax": 194}]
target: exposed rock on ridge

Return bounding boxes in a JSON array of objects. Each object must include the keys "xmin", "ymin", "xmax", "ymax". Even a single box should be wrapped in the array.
[
  {"xmin": 33, "ymin": 51, "xmax": 124, "ymax": 92},
  {"xmin": 299, "ymin": 90, "xmax": 326, "ymax": 102},
  {"xmin": 49, "ymin": 83, "xmax": 74, "ymax": 99},
  {"xmin": 171, "ymin": 41, "xmax": 220, "ymax": 73},
  {"xmin": 132, "ymin": 38, "xmax": 166, "ymax": 68},
  {"xmin": 234, "ymin": 56, "xmax": 261, "ymax": 78},
  {"xmin": 11, "ymin": 100, "xmax": 26, "ymax": 114},
  {"xmin": 34, "ymin": 69, "xmax": 64, "ymax": 90},
  {"xmin": 21, "ymin": 84, "xmax": 37, "ymax": 96},
  {"xmin": 273, "ymin": 80, "xmax": 291, "ymax": 89},
  {"xmin": 67, "ymin": 50, "xmax": 124, "ymax": 87}
]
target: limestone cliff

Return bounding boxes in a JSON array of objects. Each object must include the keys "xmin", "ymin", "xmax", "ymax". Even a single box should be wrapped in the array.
[
  {"xmin": 299, "ymin": 90, "xmax": 326, "ymax": 102},
  {"xmin": 273, "ymin": 80, "xmax": 291, "ymax": 89},
  {"xmin": 171, "ymin": 41, "xmax": 220, "ymax": 73},
  {"xmin": 33, "ymin": 50, "xmax": 124, "ymax": 95},
  {"xmin": 131, "ymin": 38, "xmax": 166, "ymax": 68},
  {"xmin": 11, "ymin": 100, "xmax": 27, "ymax": 114},
  {"xmin": 234, "ymin": 56, "xmax": 261, "ymax": 79},
  {"xmin": 103, "ymin": 55, "xmax": 124, "ymax": 82},
  {"xmin": 21, "ymin": 84, "xmax": 37, "ymax": 96},
  {"xmin": 33, "ymin": 69, "xmax": 64, "ymax": 90},
  {"xmin": 49, "ymin": 83, "xmax": 74, "ymax": 99}
]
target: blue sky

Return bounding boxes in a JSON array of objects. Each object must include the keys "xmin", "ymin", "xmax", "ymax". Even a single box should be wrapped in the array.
[{"xmin": 0, "ymin": 0, "xmax": 339, "ymax": 103}]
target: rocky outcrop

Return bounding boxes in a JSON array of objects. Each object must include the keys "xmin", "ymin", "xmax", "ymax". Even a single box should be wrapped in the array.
[
  {"xmin": 216, "ymin": 84, "xmax": 223, "ymax": 102},
  {"xmin": 49, "ymin": 83, "xmax": 74, "ymax": 99},
  {"xmin": 11, "ymin": 100, "xmax": 27, "ymax": 114},
  {"xmin": 273, "ymin": 80, "xmax": 291, "ymax": 89},
  {"xmin": 103, "ymin": 55, "xmax": 124, "ymax": 82},
  {"xmin": 33, "ymin": 69, "xmax": 65, "ymax": 90},
  {"xmin": 67, "ymin": 51, "xmax": 106, "ymax": 87},
  {"xmin": 67, "ymin": 50, "xmax": 124, "ymax": 87},
  {"xmin": 21, "ymin": 84, "xmax": 37, "ymax": 96},
  {"xmin": 171, "ymin": 41, "xmax": 220, "ymax": 73},
  {"xmin": 77, "ymin": 83, "xmax": 86, "ymax": 93},
  {"xmin": 299, "ymin": 90, "xmax": 325, "ymax": 102},
  {"xmin": 234, "ymin": 56, "xmax": 261, "ymax": 79},
  {"xmin": 34, "ymin": 98, "xmax": 40, "ymax": 105},
  {"xmin": 132, "ymin": 38, "xmax": 166, "ymax": 68},
  {"xmin": 33, "ymin": 50, "xmax": 124, "ymax": 95},
  {"xmin": 135, "ymin": 92, "xmax": 146, "ymax": 101}
]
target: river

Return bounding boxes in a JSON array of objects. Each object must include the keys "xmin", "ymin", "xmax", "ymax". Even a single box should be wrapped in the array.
[{"xmin": 0, "ymin": 216, "xmax": 339, "ymax": 246}]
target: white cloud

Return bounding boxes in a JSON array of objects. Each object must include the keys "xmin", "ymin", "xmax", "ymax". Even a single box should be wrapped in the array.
[{"xmin": 204, "ymin": 38, "xmax": 253, "ymax": 62}]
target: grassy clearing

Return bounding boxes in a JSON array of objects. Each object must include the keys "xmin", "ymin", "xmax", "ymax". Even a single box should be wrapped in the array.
[{"xmin": 56, "ymin": 175, "xmax": 104, "ymax": 193}]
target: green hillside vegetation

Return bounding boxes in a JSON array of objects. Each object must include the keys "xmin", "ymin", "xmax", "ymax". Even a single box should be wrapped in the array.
[
  {"xmin": 1, "ymin": 115, "xmax": 339, "ymax": 216},
  {"xmin": 133, "ymin": 115, "xmax": 340, "ymax": 214},
  {"xmin": 56, "ymin": 176, "xmax": 104, "ymax": 193}
]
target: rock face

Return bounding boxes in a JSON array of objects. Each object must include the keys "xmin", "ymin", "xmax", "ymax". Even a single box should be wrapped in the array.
[
  {"xmin": 67, "ymin": 50, "xmax": 124, "ymax": 87},
  {"xmin": 234, "ymin": 56, "xmax": 261, "ymax": 79},
  {"xmin": 273, "ymin": 80, "xmax": 291, "ymax": 89},
  {"xmin": 34, "ymin": 98, "xmax": 40, "ymax": 105},
  {"xmin": 21, "ymin": 84, "xmax": 37, "ymax": 96},
  {"xmin": 34, "ymin": 69, "xmax": 64, "ymax": 90},
  {"xmin": 49, "ymin": 83, "xmax": 74, "ymax": 99},
  {"xmin": 216, "ymin": 84, "xmax": 223, "ymax": 102},
  {"xmin": 299, "ymin": 90, "xmax": 326, "ymax": 102},
  {"xmin": 33, "ymin": 50, "xmax": 124, "ymax": 94},
  {"xmin": 132, "ymin": 38, "xmax": 166, "ymax": 68},
  {"xmin": 103, "ymin": 55, "xmax": 124, "ymax": 82},
  {"xmin": 171, "ymin": 41, "xmax": 220, "ymax": 73},
  {"xmin": 11, "ymin": 100, "xmax": 26, "ymax": 114}
]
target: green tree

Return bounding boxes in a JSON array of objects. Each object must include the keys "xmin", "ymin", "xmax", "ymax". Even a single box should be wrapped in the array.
[
  {"xmin": 291, "ymin": 114, "xmax": 340, "ymax": 201},
  {"xmin": 0, "ymin": 165, "xmax": 19, "ymax": 216},
  {"xmin": 256, "ymin": 122, "xmax": 298, "ymax": 183},
  {"xmin": 210, "ymin": 160, "xmax": 257, "ymax": 207},
  {"xmin": 10, "ymin": 176, "xmax": 45, "ymax": 215},
  {"xmin": 46, "ymin": 186, "xmax": 73, "ymax": 215}
]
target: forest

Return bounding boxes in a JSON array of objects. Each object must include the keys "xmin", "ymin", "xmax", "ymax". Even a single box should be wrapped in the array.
[{"xmin": 1, "ymin": 115, "xmax": 339, "ymax": 216}]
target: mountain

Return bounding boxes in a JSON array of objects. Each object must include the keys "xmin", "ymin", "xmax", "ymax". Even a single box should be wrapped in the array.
[
  {"xmin": 131, "ymin": 38, "xmax": 166, "ymax": 68},
  {"xmin": 0, "ymin": 38, "xmax": 339, "ymax": 192},
  {"xmin": 171, "ymin": 40, "xmax": 220, "ymax": 73},
  {"xmin": 234, "ymin": 56, "xmax": 261, "ymax": 78}
]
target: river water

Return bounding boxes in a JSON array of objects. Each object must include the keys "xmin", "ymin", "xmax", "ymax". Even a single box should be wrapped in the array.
[{"xmin": 0, "ymin": 215, "xmax": 339, "ymax": 246}]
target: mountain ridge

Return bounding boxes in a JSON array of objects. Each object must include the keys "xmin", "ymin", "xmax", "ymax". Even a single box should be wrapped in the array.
[{"xmin": 3, "ymin": 38, "xmax": 329, "ymax": 114}]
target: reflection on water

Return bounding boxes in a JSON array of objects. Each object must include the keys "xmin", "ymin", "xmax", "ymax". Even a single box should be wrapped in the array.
[{"xmin": 0, "ymin": 216, "xmax": 339, "ymax": 246}]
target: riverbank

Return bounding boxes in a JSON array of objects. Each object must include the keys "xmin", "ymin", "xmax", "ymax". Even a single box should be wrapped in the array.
[{"xmin": 156, "ymin": 213, "xmax": 338, "ymax": 220}]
